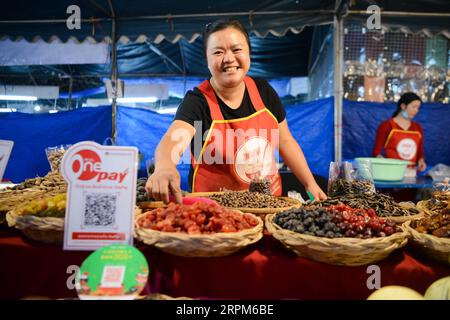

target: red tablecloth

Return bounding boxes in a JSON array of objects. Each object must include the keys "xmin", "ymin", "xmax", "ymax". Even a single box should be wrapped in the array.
[{"xmin": 0, "ymin": 226, "xmax": 448, "ymax": 300}]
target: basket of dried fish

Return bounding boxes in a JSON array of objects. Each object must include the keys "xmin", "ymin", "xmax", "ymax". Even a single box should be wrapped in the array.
[
  {"xmin": 404, "ymin": 209, "xmax": 450, "ymax": 265},
  {"xmin": 6, "ymin": 193, "xmax": 66, "ymax": 244}
]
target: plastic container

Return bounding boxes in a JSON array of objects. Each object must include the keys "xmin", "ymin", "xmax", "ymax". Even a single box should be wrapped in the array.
[{"xmin": 355, "ymin": 157, "xmax": 410, "ymax": 181}]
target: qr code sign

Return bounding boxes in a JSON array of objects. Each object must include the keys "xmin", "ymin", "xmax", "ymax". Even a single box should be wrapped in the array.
[
  {"xmin": 83, "ymin": 193, "xmax": 117, "ymax": 227},
  {"xmin": 101, "ymin": 266, "xmax": 126, "ymax": 288}
]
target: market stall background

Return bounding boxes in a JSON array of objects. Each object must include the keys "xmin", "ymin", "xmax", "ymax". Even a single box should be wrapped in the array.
[
  {"xmin": 0, "ymin": 0, "xmax": 449, "ymax": 301},
  {"xmin": 1, "ymin": 98, "xmax": 450, "ymax": 188},
  {"xmin": 0, "ymin": 0, "xmax": 449, "ymax": 184}
]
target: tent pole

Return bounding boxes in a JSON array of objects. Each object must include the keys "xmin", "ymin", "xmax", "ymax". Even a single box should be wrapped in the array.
[
  {"xmin": 108, "ymin": 0, "xmax": 118, "ymax": 143},
  {"xmin": 333, "ymin": 15, "xmax": 344, "ymax": 163},
  {"xmin": 68, "ymin": 77, "xmax": 73, "ymax": 110}
]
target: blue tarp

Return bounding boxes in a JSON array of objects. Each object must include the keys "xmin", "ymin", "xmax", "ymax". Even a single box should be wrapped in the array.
[
  {"xmin": 116, "ymin": 98, "xmax": 335, "ymax": 188},
  {"xmin": 0, "ymin": 106, "xmax": 112, "ymax": 182},
  {"xmin": 285, "ymin": 97, "xmax": 334, "ymax": 178},
  {"xmin": 343, "ymin": 99, "xmax": 450, "ymax": 167},
  {"xmin": 115, "ymin": 106, "xmax": 192, "ymax": 189}
]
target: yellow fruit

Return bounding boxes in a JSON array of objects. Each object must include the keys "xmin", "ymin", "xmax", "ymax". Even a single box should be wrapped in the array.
[
  {"xmin": 367, "ymin": 286, "xmax": 424, "ymax": 300},
  {"xmin": 424, "ymin": 276, "xmax": 450, "ymax": 300}
]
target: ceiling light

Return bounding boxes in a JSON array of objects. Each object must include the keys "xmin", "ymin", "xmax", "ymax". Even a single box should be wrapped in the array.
[
  {"xmin": 0, "ymin": 108, "xmax": 17, "ymax": 112},
  {"xmin": 116, "ymin": 97, "xmax": 158, "ymax": 103},
  {"xmin": 156, "ymin": 107, "xmax": 178, "ymax": 114},
  {"xmin": 0, "ymin": 95, "xmax": 37, "ymax": 101}
]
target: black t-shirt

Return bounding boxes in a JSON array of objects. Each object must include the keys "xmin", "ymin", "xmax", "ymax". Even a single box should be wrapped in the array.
[{"xmin": 174, "ymin": 77, "xmax": 286, "ymax": 189}]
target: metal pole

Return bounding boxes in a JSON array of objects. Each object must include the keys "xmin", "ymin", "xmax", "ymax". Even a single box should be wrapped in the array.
[
  {"xmin": 333, "ymin": 15, "xmax": 344, "ymax": 162},
  {"xmin": 0, "ymin": 10, "xmax": 336, "ymax": 24},
  {"xmin": 68, "ymin": 77, "xmax": 73, "ymax": 110},
  {"xmin": 108, "ymin": 0, "xmax": 117, "ymax": 143},
  {"xmin": 348, "ymin": 10, "xmax": 450, "ymax": 18}
]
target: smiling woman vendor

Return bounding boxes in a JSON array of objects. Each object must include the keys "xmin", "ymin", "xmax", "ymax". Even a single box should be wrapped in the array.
[
  {"xmin": 372, "ymin": 92, "xmax": 426, "ymax": 176},
  {"xmin": 145, "ymin": 19, "xmax": 326, "ymax": 203}
]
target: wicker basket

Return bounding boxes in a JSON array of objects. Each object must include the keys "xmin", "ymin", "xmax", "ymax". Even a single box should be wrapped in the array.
[
  {"xmin": 265, "ymin": 213, "xmax": 409, "ymax": 266},
  {"xmin": 138, "ymin": 293, "xmax": 193, "ymax": 300},
  {"xmin": 403, "ymin": 220, "xmax": 450, "ymax": 265},
  {"xmin": 138, "ymin": 201, "xmax": 167, "ymax": 210},
  {"xmin": 381, "ymin": 202, "xmax": 425, "ymax": 224},
  {"xmin": 135, "ymin": 211, "xmax": 263, "ymax": 257},
  {"xmin": 381, "ymin": 212, "xmax": 424, "ymax": 224},
  {"xmin": 6, "ymin": 210, "xmax": 64, "ymax": 244},
  {"xmin": 416, "ymin": 200, "xmax": 440, "ymax": 216},
  {"xmin": 187, "ymin": 191, "xmax": 302, "ymax": 218}
]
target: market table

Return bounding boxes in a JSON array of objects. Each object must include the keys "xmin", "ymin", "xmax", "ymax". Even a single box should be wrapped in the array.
[
  {"xmin": 374, "ymin": 176, "xmax": 434, "ymax": 202},
  {"xmin": 1, "ymin": 226, "xmax": 448, "ymax": 300},
  {"xmin": 374, "ymin": 176, "xmax": 434, "ymax": 189}
]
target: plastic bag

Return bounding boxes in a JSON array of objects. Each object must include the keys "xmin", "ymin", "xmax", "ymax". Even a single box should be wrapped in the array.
[
  {"xmin": 327, "ymin": 160, "xmax": 375, "ymax": 197},
  {"xmin": 249, "ymin": 177, "xmax": 272, "ymax": 195},
  {"xmin": 427, "ymin": 163, "xmax": 450, "ymax": 182},
  {"xmin": 45, "ymin": 144, "xmax": 72, "ymax": 173}
]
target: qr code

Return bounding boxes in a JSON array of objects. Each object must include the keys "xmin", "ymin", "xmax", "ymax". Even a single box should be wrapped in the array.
[{"xmin": 83, "ymin": 193, "xmax": 117, "ymax": 227}]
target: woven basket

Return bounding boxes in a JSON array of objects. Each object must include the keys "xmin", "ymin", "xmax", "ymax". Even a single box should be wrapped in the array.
[
  {"xmin": 416, "ymin": 200, "xmax": 441, "ymax": 216},
  {"xmin": 381, "ymin": 202, "xmax": 425, "ymax": 224},
  {"xmin": 403, "ymin": 220, "xmax": 450, "ymax": 265},
  {"xmin": 187, "ymin": 191, "xmax": 302, "ymax": 218},
  {"xmin": 265, "ymin": 213, "xmax": 409, "ymax": 266},
  {"xmin": 138, "ymin": 293, "xmax": 193, "ymax": 300},
  {"xmin": 6, "ymin": 210, "xmax": 64, "ymax": 244},
  {"xmin": 138, "ymin": 201, "xmax": 167, "ymax": 210},
  {"xmin": 382, "ymin": 212, "xmax": 424, "ymax": 224},
  {"xmin": 135, "ymin": 211, "xmax": 263, "ymax": 257}
]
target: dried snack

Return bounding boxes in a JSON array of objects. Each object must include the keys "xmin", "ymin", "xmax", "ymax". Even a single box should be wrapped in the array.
[
  {"xmin": 45, "ymin": 144, "xmax": 71, "ymax": 173},
  {"xmin": 209, "ymin": 190, "xmax": 291, "ymax": 208}
]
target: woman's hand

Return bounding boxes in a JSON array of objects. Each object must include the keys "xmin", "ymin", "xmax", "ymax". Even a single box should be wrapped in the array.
[
  {"xmin": 418, "ymin": 158, "xmax": 427, "ymax": 172},
  {"xmin": 145, "ymin": 166, "xmax": 182, "ymax": 204},
  {"xmin": 306, "ymin": 183, "xmax": 327, "ymax": 201}
]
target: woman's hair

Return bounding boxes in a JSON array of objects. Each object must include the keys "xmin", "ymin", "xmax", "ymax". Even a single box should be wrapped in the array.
[
  {"xmin": 392, "ymin": 92, "xmax": 422, "ymax": 117},
  {"xmin": 202, "ymin": 18, "xmax": 251, "ymax": 57}
]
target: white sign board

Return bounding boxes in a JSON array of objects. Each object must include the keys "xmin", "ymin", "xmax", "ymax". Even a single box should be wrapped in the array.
[
  {"xmin": 0, "ymin": 140, "xmax": 14, "ymax": 181},
  {"xmin": 61, "ymin": 141, "xmax": 138, "ymax": 251}
]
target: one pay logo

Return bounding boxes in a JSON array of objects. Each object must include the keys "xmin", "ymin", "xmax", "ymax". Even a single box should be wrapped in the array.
[{"xmin": 70, "ymin": 149, "xmax": 128, "ymax": 183}]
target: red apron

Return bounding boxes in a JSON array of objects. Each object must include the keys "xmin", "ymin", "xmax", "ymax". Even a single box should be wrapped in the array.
[
  {"xmin": 192, "ymin": 76, "xmax": 282, "ymax": 195},
  {"xmin": 384, "ymin": 118, "xmax": 422, "ymax": 166}
]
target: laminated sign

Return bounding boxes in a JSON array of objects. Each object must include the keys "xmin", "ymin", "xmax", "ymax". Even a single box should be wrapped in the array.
[
  {"xmin": 0, "ymin": 140, "xmax": 14, "ymax": 182},
  {"xmin": 61, "ymin": 141, "xmax": 138, "ymax": 250},
  {"xmin": 76, "ymin": 244, "xmax": 149, "ymax": 300}
]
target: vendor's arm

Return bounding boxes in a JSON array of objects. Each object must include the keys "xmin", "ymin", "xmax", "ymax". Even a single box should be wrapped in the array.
[
  {"xmin": 145, "ymin": 120, "xmax": 195, "ymax": 203},
  {"xmin": 372, "ymin": 121, "xmax": 391, "ymax": 157},
  {"xmin": 278, "ymin": 119, "xmax": 327, "ymax": 201}
]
